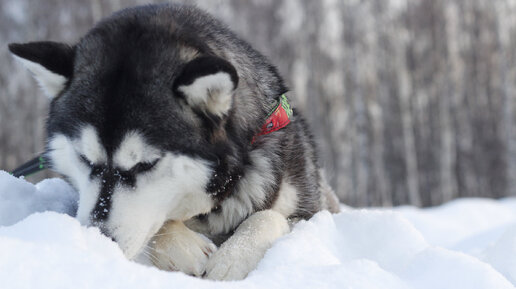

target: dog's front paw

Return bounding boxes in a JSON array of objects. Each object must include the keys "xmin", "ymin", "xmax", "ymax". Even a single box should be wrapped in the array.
[
  {"xmin": 205, "ymin": 241, "xmax": 261, "ymax": 281},
  {"xmin": 149, "ymin": 221, "xmax": 217, "ymax": 277},
  {"xmin": 205, "ymin": 210, "xmax": 289, "ymax": 280}
]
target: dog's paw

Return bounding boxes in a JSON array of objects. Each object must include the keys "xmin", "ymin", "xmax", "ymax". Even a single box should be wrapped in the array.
[
  {"xmin": 149, "ymin": 221, "xmax": 217, "ymax": 277},
  {"xmin": 205, "ymin": 210, "xmax": 290, "ymax": 280},
  {"xmin": 205, "ymin": 241, "xmax": 262, "ymax": 281}
]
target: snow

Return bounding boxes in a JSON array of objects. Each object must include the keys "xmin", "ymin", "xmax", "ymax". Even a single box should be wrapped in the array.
[
  {"xmin": 0, "ymin": 171, "xmax": 77, "ymax": 226},
  {"xmin": 1, "ymin": 171, "xmax": 516, "ymax": 289}
]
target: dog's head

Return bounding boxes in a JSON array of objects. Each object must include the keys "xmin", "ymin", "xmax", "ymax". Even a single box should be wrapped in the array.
[{"xmin": 8, "ymin": 6, "xmax": 242, "ymax": 259}]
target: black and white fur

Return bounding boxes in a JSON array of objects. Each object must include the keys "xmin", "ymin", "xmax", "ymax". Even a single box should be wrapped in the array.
[{"xmin": 9, "ymin": 4, "xmax": 340, "ymax": 280}]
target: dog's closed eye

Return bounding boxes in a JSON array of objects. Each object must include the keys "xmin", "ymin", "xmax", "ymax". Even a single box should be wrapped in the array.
[
  {"xmin": 79, "ymin": 154, "xmax": 94, "ymax": 167},
  {"xmin": 79, "ymin": 154, "xmax": 105, "ymax": 177},
  {"xmin": 130, "ymin": 159, "xmax": 159, "ymax": 174},
  {"xmin": 80, "ymin": 153, "xmax": 158, "ymax": 174}
]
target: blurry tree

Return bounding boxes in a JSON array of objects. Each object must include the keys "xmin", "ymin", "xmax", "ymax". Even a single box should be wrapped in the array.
[{"xmin": 1, "ymin": 0, "xmax": 516, "ymax": 207}]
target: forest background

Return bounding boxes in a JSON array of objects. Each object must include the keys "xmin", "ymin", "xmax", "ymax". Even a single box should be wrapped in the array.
[{"xmin": 1, "ymin": 0, "xmax": 515, "ymax": 207}]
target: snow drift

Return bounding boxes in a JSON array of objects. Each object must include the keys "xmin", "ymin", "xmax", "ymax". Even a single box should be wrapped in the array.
[{"xmin": 1, "ymin": 170, "xmax": 516, "ymax": 289}]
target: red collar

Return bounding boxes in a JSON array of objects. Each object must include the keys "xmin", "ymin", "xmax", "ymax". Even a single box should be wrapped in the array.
[{"xmin": 252, "ymin": 94, "xmax": 293, "ymax": 143}]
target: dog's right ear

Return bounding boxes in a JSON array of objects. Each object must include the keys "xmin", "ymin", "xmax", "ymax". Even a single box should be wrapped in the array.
[
  {"xmin": 173, "ymin": 56, "xmax": 238, "ymax": 118},
  {"xmin": 8, "ymin": 42, "xmax": 75, "ymax": 98}
]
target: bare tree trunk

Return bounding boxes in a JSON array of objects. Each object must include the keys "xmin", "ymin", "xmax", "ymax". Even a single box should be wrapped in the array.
[
  {"xmin": 398, "ymin": 57, "xmax": 421, "ymax": 207},
  {"xmin": 2, "ymin": 0, "xmax": 516, "ymax": 206}
]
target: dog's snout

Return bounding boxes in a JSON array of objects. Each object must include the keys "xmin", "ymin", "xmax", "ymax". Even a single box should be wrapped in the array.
[
  {"xmin": 90, "ymin": 165, "xmax": 135, "ymax": 188},
  {"xmin": 90, "ymin": 165, "xmax": 137, "ymax": 225},
  {"xmin": 90, "ymin": 170, "xmax": 117, "ymax": 223}
]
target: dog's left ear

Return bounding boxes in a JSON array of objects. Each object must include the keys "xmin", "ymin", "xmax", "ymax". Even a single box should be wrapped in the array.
[
  {"xmin": 173, "ymin": 56, "xmax": 238, "ymax": 117},
  {"xmin": 8, "ymin": 41, "xmax": 75, "ymax": 98}
]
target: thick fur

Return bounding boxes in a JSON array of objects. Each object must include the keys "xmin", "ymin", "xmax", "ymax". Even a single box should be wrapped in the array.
[{"xmin": 9, "ymin": 3, "xmax": 340, "ymax": 280}]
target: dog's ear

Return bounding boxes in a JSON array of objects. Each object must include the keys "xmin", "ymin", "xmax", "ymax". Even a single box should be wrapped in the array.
[
  {"xmin": 8, "ymin": 41, "xmax": 75, "ymax": 98},
  {"xmin": 173, "ymin": 56, "xmax": 238, "ymax": 117}
]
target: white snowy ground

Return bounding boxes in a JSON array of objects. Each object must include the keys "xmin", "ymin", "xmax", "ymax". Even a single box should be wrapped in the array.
[{"xmin": 1, "ymin": 170, "xmax": 516, "ymax": 289}]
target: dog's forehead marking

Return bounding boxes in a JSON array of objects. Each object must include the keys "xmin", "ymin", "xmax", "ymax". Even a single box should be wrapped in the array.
[
  {"xmin": 48, "ymin": 133, "xmax": 90, "ymax": 190},
  {"xmin": 113, "ymin": 131, "xmax": 161, "ymax": 170},
  {"xmin": 76, "ymin": 125, "xmax": 107, "ymax": 163}
]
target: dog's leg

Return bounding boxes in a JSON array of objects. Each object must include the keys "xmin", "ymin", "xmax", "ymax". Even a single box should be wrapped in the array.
[
  {"xmin": 149, "ymin": 220, "xmax": 217, "ymax": 276},
  {"xmin": 205, "ymin": 210, "xmax": 289, "ymax": 280}
]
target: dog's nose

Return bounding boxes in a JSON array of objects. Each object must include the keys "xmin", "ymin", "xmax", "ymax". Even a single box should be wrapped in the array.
[
  {"xmin": 92, "ymin": 221, "xmax": 117, "ymax": 242},
  {"xmin": 107, "ymin": 235, "xmax": 117, "ymax": 243}
]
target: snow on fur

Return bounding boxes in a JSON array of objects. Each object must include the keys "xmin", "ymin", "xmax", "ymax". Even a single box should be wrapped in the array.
[{"xmin": 1, "ymin": 171, "xmax": 516, "ymax": 289}]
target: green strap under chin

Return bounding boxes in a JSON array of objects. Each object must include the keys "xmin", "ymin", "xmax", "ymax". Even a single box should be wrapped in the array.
[{"xmin": 11, "ymin": 154, "xmax": 48, "ymax": 178}]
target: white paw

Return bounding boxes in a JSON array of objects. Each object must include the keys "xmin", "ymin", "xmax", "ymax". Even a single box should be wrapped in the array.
[
  {"xmin": 205, "ymin": 241, "xmax": 262, "ymax": 281},
  {"xmin": 149, "ymin": 221, "xmax": 217, "ymax": 277},
  {"xmin": 205, "ymin": 210, "xmax": 290, "ymax": 280}
]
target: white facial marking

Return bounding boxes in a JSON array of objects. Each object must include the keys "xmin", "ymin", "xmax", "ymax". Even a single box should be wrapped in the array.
[
  {"xmin": 272, "ymin": 178, "xmax": 299, "ymax": 218},
  {"xmin": 50, "ymin": 126, "xmax": 215, "ymax": 260},
  {"xmin": 77, "ymin": 125, "xmax": 107, "ymax": 164},
  {"xmin": 48, "ymin": 133, "xmax": 100, "ymax": 225},
  {"xmin": 12, "ymin": 55, "xmax": 67, "ymax": 98},
  {"xmin": 106, "ymin": 153, "xmax": 214, "ymax": 259},
  {"xmin": 178, "ymin": 72, "xmax": 234, "ymax": 117},
  {"xmin": 113, "ymin": 131, "xmax": 161, "ymax": 171}
]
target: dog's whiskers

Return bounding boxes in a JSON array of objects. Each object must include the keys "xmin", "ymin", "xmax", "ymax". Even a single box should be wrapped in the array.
[
  {"xmin": 151, "ymin": 232, "xmax": 176, "ymax": 237},
  {"xmin": 142, "ymin": 251, "xmax": 159, "ymax": 264},
  {"xmin": 142, "ymin": 247, "xmax": 161, "ymax": 264},
  {"xmin": 144, "ymin": 244, "xmax": 171, "ymax": 258},
  {"xmin": 143, "ymin": 245, "xmax": 178, "ymax": 271}
]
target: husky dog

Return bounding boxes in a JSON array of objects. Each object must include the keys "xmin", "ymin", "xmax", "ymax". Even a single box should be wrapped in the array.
[{"xmin": 9, "ymin": 3, "xmax": 340, "ymax": 280}]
